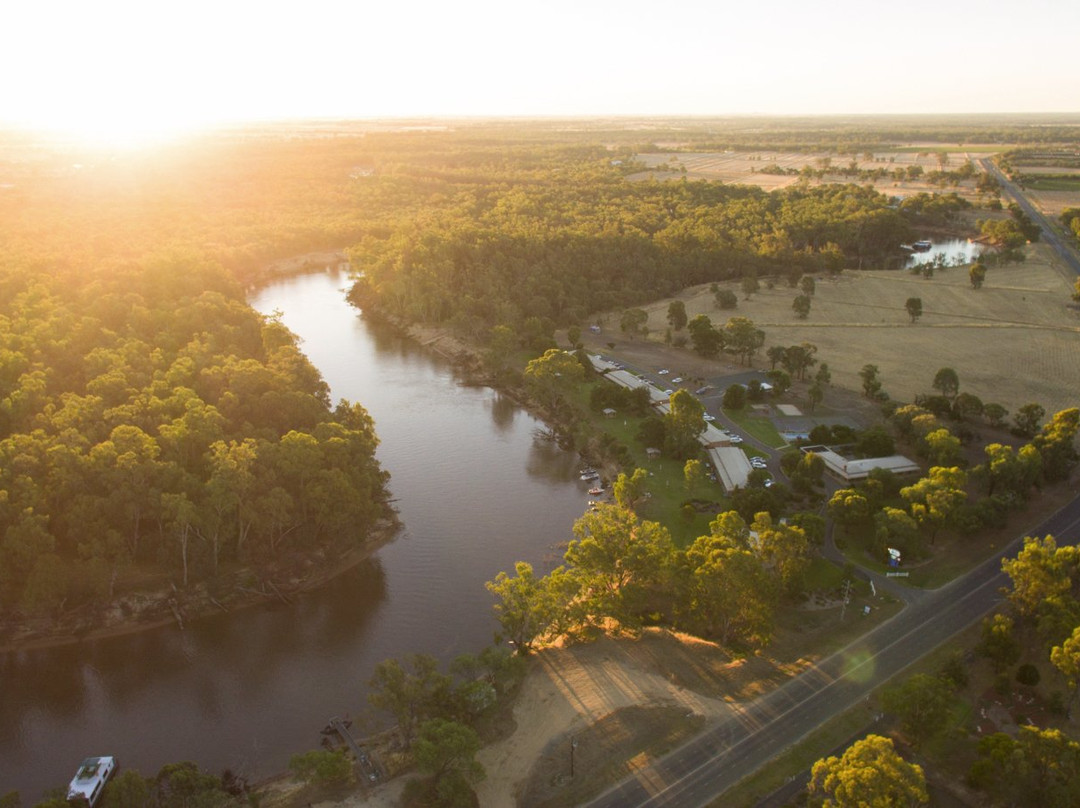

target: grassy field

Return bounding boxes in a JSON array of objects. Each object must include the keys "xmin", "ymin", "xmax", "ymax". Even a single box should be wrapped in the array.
[
  {"xmin": 1026, "ymin": 176, "xmax": 1080, "ymax": 192},
  {"xmin": 723, "ymin": 407, "xmax": 789, "ymax": 448},
  {"xmin": 627, "ymin": 242, "xmax": 1080, "ymax": 419},
  {"xmin": 563, "ymin": 381, "xmax": 726, "ymax": 547}
]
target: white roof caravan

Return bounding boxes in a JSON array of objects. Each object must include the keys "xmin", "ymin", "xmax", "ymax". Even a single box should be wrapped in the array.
[{"xmin": 67, "ymin": 756, "xmax": 116, "ymax": 807}]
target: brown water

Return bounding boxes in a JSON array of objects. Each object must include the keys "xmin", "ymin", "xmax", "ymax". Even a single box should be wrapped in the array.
[{"xmin": 1, "ymin": 269, "xmax": 588, "ymax": 800}]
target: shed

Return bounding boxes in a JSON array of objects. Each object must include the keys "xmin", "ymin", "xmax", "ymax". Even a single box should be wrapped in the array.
[{"xmin": 707, "ymin": 446, "xmax": 752, "ymax": 491}]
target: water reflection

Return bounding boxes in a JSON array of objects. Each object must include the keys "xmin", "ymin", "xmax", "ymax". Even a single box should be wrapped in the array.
[
  {"xmin": 525, "ymin": 435, "xmax": 579, "ymax": 484},
  {"xmin": 488, "ymin": 392, "xmax": 517, "ymax": 432},
  {"xmin": 905, "ymin": 238, "xmax": 985, "ymax": 268}
]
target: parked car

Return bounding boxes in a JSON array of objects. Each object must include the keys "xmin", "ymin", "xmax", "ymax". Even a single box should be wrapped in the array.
[
  {"xmin": 658, "ymin": 369, "xmax": 669, "ymax": 375},
  {"xmin": 704, "ymin": 414, "xmax": 716, "ymax": 422},
  {"xmin": 672, "ymin": 377, "xmax": 683, "ymax": 383}
]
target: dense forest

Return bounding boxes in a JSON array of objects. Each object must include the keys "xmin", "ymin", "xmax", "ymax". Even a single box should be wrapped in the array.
[
  {"xmin": 347, "ymin": 166, "xmax": 921, "ymax": 341},
  {"xmin": 0, "ymin": 255, "xmax": 387, "ymax": 616}
]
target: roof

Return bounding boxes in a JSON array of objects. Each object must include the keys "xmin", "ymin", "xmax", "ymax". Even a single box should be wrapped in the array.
[
  {"xmin": 816, "ymin": 449, "xmax": 920, "ymax": 481},
  {"xmin": 707, "ymin": 446, "xmax": 752, "ymax": 491},
  {"xmin": 68, "ymin": 756, "xmax": 115, "ymax": 804},
  {"xmin": 605, "ymin": 369, "xmax": 649, "ymax": 390},
  {"xmin": 700, "ymin": 424, "xmax": 731, "ymax": 446},
  {"xmin": 587, "ymin": 354, "xmax": 619, "ymax": 373}
]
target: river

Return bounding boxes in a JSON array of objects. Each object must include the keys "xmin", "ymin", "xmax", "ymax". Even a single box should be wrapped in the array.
[{"xmin": 1, "ymin": 268, "xmax": 589, "ymax": 800}]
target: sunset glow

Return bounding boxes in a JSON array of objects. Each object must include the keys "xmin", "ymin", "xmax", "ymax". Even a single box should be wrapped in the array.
[{"xmin": 3, "ymin": 0, "xmax": 1079, "ymax": 146}]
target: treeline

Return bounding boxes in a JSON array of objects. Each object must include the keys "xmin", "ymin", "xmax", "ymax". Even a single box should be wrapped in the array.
[
  {"xmin": 0, "ymin": 256, "xmax": 387, "ymax": 616},
  {"xmin": 0, "ymin": 131, "xmax": 626, "ymax": 281},
  {"xmin": 349, "ymin": 176, "xmax": 915, "ymax": 340},
  {"xmin": 488, "ymin": 497, "xmax": 820, "ymax": 653}
]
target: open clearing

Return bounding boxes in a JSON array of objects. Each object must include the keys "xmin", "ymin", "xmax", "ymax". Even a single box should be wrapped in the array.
[{"xmin": 611, "ymin": 242, "xmax": 1079, "ymax": 419}]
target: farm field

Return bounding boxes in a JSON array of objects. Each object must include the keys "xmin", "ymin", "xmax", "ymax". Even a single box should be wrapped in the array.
[
  {"xmin": 618, "ymin": 242, "xmax": 1080, "ymax": 419},
  {"xmin": 628, "ymin": 146, "xmax": 1006, "ymax": 200},
  {"xmin": 1021, "ymin": 183, "xmax": 1080, "ymax": 218},
  {"xmin": 1010, "ymin": 155, "xmax": 1080, "ymax": 217}
]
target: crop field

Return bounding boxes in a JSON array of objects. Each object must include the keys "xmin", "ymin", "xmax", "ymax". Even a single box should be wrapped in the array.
[
  {"xmin": 1013, "ymin": 158, "xmax": 1080, "ymax": 217},
  {"xmin": 629, "ymin": 243, "xmax": 1080, "ymax": 418}
]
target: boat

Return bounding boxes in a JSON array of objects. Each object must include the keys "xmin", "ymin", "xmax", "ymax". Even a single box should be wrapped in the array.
[
  {"xmin": 588, "ymin": 487, "xmax": 604, "ymax": 495},
  {"xmin": 912, "ymin": 240, "xmax": 932, "ymax": 252},
  {"xmin": 580, "ymin": 471, "xmax": 599, "ymax": 481},
  {"xmin": 67, "ymin": 756, "xmax": 117, "ymax": 808}
]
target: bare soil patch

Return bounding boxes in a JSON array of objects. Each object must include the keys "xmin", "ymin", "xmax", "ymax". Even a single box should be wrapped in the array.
[
  {"xmin": 1025, "ymin": 186, "xmax": 1080, "ymax": 218},
  {"xmin": 518, "ymin": 704, "xmax": 704, "ymax": 808}
]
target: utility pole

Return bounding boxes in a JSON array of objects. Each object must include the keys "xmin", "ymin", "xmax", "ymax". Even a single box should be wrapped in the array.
[
  {"xmin": 839, "ymin": 578, "xmax": 853, "ymax": 621},
  {"xmin": 570, "ymin": 736, "xmax": 578, "ymax": 778}
]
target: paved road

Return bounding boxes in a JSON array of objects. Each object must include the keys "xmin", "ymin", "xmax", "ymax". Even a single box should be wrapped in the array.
[
  {"xmin": 980, "ymin": 158, "xmax": 1080, "ymax": 280},
  {"xmin": 585, "ymin": 491, "xmax": 1080, "ymax": 808}
]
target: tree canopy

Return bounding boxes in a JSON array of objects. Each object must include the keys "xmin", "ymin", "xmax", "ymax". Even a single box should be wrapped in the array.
[
  {"xmin": 0, "ymin": 258, "xmax": 388, "ymax": 616},
  {"xmin": 809, "ymin": 734, "xmax": 928, "ymax": 808}
]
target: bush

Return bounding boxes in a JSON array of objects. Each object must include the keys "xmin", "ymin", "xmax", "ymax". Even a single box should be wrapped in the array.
[
  {"xmin": 939, "ymin": 651, "xmax": 970, "ymax": 689},
  {"xmin": 1049, "ymin": 690, "xmax": 1067, "ymax": 715},
  {"xmin": 289, "ymin": 749, "xmax": 352, "ymax": 786},
  {"xmin": 1016, "ymin": 664, "xmax": 1040, "ymax": 688},
  {"xmin": 715, "ymin": 289, "xmax": 738, "ymax": 309}
]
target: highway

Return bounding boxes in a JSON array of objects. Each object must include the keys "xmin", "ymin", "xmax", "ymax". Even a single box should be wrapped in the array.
[
  {"xmin": 980, "ymin": 158, "xmax": 1080, "ymax": 281},
  {"xmin": 585, "ymin": 490, "xmax": 1080, "ymax": 808}
]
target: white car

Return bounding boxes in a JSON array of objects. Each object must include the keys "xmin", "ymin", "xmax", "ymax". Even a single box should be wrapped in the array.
[
  {"xmin": 658, "ymin": 369, "xmax": 669, "ymax": 375},
  {"xmin": 751, "ymin": 458, "xmax": 767, "ymax": 467},
  {"xmin": 672, "ymin": 377, "xmax": 683, "ymax": 384},
  {"xmin": 729, "ymin": 435, "xmax": 743, "ymax": 443},
  {"xmin": 704, "ymin": 414, "xmax": 716, "ymax": 422}
]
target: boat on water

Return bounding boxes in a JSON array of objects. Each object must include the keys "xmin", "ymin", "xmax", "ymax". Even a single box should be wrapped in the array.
[
  {"xmin": 588, "ymin": 487, "xmax": 604, "ymax": 495},
  {"xmin": 67, "ymin": 756, "xmax": 117, "ymax": 808},
  {"xmin": 912, "ymin": 240, "xmax": 932, "ymax": 252},
  {"xmin": 580, "ymin": 472, "xmax": 599, "ymax": 481}
]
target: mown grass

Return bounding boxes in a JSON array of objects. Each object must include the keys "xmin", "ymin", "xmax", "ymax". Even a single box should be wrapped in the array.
[
  {"xmin": 724, "ymin": 406, "xmax": 789, "ymax": 448},
  {"xmin": 564, "ymin": 378, "xmax": 728, "ymax": 547}
]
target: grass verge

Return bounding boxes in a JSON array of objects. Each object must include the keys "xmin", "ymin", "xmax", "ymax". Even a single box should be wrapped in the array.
[
  {"xmin": 710, "ymin": 700, "xmax": 880, "ymax": 808},
  {"xmin": 724, "ymin": 407, "xmax": 788, "ymax": 448}
]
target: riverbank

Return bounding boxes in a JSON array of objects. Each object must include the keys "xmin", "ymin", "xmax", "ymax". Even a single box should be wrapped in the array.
[{"xmin": 0, "ymin": 513, "xmax": 400, "ymax": 654}]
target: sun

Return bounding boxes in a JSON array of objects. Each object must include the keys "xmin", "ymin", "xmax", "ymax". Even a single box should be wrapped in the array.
[{"xmin": 16, "ymin": 106, "xmax": 219, "ymax": 151}]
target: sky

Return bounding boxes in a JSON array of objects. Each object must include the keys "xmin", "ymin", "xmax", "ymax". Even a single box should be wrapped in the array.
[{"xmin": 3, "ymin": 0, "xmax": 1079, "ymax": 146}]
